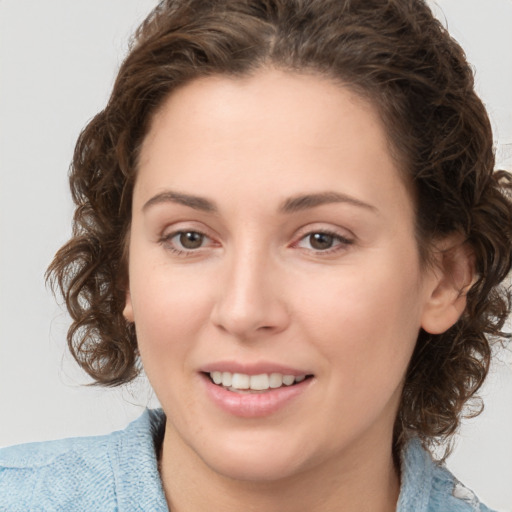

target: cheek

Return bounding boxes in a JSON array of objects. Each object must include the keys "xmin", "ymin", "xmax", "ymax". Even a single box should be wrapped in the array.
[
  {"xmin": 129, "ymin": 263, "xmax": 215, "ymax": 374},
  {"xmin": 296, "ymin": 259, "xmax": 423, "ymax": 386}
]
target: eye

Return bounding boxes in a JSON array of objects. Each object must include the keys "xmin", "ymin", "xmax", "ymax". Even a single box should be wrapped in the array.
[
  {"xmin": 175, "ymin": 231, "xmax": 205, "ymax": 249},
  {"xmin": 160, "ymin": 229, "xmax": 212, "ymax": 254},
  {"xmin": 295, "ymin": 231, "xmax": 353, "ymax": 252},
  {"xmin": 306, "ymin": 232, "xmax": 336, "ymax": 250}
]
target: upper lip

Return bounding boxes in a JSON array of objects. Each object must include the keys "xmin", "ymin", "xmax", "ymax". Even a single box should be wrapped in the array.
[{"xmin": 200, "ymin": 361, "xmax": 313, "ymax": 376}]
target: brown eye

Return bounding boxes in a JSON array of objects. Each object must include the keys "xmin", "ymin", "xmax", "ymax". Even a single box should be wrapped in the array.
[
  {"xmin": 309, "ymin": 232, "xmax": 335, "ymax": 250},
  {"xmin": 295, "ymin": 230, "xmax": 353, "ymax": 253},
  {"xmin": 179, "ymin": 231, "xmax": 204, "ymax": 249}
]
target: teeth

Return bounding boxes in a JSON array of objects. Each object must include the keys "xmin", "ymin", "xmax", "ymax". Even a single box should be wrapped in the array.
[
  {"xmin": 221, "ymin": 372, "xmax": 232, "ymax": 387},
  {"xmin": 269, "ymin": 373, "xmax": 283, "ymax": 388},
  {"xmin": 250, "ymin": 374, "xmax": 269, "ymax": 390},
  {"xmin": 231, "ymin": 373, "xmax": 250, "ymax": 389},
  {"xmin": 209, "ymin": 371, "xmax": 307, "ymax": 391},
  {"xmin": 282, "ymin": 375, "xmax": 295, "ymax": 386}
]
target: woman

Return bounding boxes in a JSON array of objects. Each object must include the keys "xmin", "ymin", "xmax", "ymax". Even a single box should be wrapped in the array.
[{"xmin": 1, "ymin": 0, "xmax": 511, "ymax": 510}]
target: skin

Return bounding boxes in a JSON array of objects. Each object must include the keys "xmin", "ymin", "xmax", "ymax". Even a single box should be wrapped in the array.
[{"xmin": 124, "ymin": 68, "xmax": 467, "ymax": 512}]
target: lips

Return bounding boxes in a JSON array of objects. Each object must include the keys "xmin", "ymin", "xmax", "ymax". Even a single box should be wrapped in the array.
[{"xmin": 200, "ymin": 362, "xmax": 314, "ymax": 417}]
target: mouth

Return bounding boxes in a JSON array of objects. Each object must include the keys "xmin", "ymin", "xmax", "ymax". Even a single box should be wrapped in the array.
[{"xmin": 205, "ymin": 371, "xmax": 313, "ymax": 393}]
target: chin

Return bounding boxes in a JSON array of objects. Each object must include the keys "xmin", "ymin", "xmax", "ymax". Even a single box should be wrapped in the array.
[
  {"xmin": 193, "ymin": 430, "xmax": 312, "ymax": 483},
  {"xmin": 205, "ymin": 451, "xmax": 303, "ymax": 483}
]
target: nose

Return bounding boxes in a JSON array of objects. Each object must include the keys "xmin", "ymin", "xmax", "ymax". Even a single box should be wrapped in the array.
[{"xmin": 210, "ymin": 248, "xmax": 290, "ymax": 339}]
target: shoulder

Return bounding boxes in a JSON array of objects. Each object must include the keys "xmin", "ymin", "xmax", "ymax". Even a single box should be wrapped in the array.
[
  {"xmin": 0, "ymin": 409, "xmax": 168, "ymax": 512},
  {"xmin": 0, "ymin": 427, "xmax": 120, "ymax": 511},
  {"xmin": 397, "ymin": 438, "xmax": 496, "ymax": 512}
]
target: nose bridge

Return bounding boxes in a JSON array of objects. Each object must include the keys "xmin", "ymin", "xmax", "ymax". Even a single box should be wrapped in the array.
[{"xmin": 211, "ymin": 238, "xmax": 288, "ymax": 338}]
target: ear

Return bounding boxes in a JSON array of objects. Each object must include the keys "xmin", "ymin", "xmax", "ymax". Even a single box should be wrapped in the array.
[
  {"xmin": 421, "ymin": 236, "xmax": 475, "ymax": 335},
  {"xmin": 123, "ymin": 289, "xmax": 134, "ymax": 323}
]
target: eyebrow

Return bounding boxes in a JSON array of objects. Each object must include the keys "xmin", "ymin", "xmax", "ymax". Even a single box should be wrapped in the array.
[
  {"xmin": 279, "ymin": 192, "xmax": 378, "ymax": 214},
  {"xmin": 143, "ymin": 191, "xmax": 218, "ymax": 213},
  {"xmin": 142, "ymin": 190, "xmax": 377, "ymax": 214}
]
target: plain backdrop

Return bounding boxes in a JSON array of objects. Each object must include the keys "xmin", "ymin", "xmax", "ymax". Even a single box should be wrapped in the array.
[{"xmin": 1, "ymin": 1, "xmax": 511, "ymax": 510}]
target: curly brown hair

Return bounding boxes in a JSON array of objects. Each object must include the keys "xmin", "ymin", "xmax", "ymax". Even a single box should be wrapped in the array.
[{"xmin": 47, "ymin": 0, "xmax": 512, "ymax": 453}]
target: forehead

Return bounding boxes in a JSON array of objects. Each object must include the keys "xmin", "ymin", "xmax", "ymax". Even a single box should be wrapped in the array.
[
  {"xmin": 142, "ymin": 70, "xmax": 384, "ymax": 152},
  {"xmin": 135, "ymin": 68, "xmax": 412, "ymax": 221}
]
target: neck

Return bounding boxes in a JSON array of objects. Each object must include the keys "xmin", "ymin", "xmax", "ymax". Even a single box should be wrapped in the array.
[{"xmin": 159, "ymin": 424, "xmax": 400, "ymax": 512}]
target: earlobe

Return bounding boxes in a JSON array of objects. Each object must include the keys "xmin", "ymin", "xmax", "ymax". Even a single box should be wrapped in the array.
[
  {"xmin": 420, "ymin": 238, "xmax": 475, "ymax": 335},
  {"xmin": 123, "ymin": 290, "xmax": 134, "ymax": 323}
]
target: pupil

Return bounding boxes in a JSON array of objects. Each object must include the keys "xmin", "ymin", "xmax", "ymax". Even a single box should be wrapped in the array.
[
  {"xmin": 310, "ymin": 233, "xmax": 333, "ymax": 250},
  {"xmin": 180, "ymin": 231, "xmax": 203, "ymax": 249}
]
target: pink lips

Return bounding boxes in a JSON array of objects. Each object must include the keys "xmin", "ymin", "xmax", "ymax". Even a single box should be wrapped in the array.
[
  {"xmin": 199, "ymin": 362, "xmax": 313, "ymax": 418},
  {"xmin": 200, "ymin": 361, "xmax": 311, "ymax": 376}
]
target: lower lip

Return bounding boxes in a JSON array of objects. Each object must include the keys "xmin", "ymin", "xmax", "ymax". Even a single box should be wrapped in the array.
[{"xmin": 201, "ymin": 374, "xmax": 312, "ymax": 418}]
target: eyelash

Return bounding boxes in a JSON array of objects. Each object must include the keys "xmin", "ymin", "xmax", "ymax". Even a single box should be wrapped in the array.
[
  {"xmin": 159, "ymin": 230, "xmax": 213, "ymax": 257},
  {"xmin": 159, "ymin": 229, "xmax": 354, "ymax": 256},
  {"xmin": 293, "ymin": 230, "xmax": 354, "ymax": 254}
]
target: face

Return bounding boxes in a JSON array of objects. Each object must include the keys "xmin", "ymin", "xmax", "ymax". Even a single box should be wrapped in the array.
[{"xmin": 124, "ymin": 69, "xmax": 445, "ymax": 482}]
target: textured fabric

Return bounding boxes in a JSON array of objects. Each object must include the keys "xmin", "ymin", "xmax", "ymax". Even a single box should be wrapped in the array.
[
  {"xmin": 0, "ymin": 409, "xmax": 168, "ymax": 512},
  {"xmin": 0, "ymin": 409, "xmax": 495, "ymax": 511},
  {"xmin": 397, "ymin": 437, "xmax": 495, "ymax": 512}
]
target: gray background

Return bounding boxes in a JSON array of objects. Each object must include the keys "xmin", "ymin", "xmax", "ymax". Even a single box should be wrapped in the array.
[{"xmin": 1, "ymin": 1, "xmax": 511, "ymax": 510}]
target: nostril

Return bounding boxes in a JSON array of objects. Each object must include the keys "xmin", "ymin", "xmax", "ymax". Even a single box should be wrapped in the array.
[{"xmin": 210, "ymin": 282, "xmax": 291, "ymax": 338}]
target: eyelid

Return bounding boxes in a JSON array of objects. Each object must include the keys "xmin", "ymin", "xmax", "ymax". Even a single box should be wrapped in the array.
[
  {"xmin": 291, "ymin": 225, "xmax": 355, "ymax": 253},
  {"xmin": 293, "ymin": 223, "xmax": 355, "ymax": 241},
  {"xmin": 158, "ymin": 222, "xmax": 220, "ymax": 255},
  {"xmin": 159, "ymin": 220, "xmax": 216, "ymax": 240}
]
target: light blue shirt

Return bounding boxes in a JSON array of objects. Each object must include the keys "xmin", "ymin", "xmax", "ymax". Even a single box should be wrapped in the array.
[{"xmin": 0, "ymin": 409, "xmax": 494, "ymax": 511}]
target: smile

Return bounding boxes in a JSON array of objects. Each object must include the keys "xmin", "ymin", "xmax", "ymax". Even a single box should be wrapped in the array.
[{"xmin": 208, "ymin": 371, "xmax": 308, "ymax": 392}]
